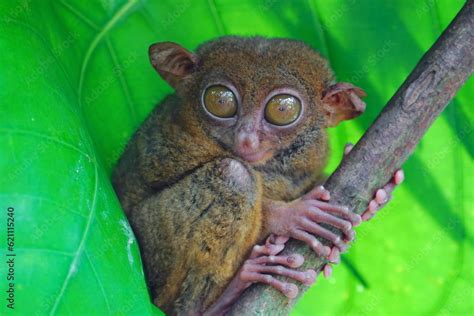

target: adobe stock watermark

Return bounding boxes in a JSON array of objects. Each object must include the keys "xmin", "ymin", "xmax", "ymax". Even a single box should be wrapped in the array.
[
  {"xmin": 5, "ymin": 207, "xmax": 16, "ymax": 310},
  {"xmin": 320, "ymin": 0, "xmax": 358, "ymax": 31},
  {"xmin": 159, "ymin": 0, "xmax": 191, "ymax": 31},
  {"xmin": 25, "ymin": 30, "xmax": 80, "ymax": 88},
  {"xmin": 416, "ymin": 0, "xmax": 437, "ymax": 17},
  {"xmin": 259, "ymin": 0, "xmax": 278, "ymax": 12},
  {"xmin": 84, "ymin": 50, "xmax": 138, "ymax": 106},
  {"xmin": 348, "ymin": 39, "xmax": 395, "ymax": 84},
  {"xmin": 3, "ymin": 0, "xmax": 31, "ymax": 23},
  {"xmin": 419, "ymin": 121, "xmax": 473, "ymax": 177}
]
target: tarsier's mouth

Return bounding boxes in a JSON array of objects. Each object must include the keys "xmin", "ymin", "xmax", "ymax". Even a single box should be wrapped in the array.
[{"xmin": 236, "ymin": 149, "xmax": 273, "ymax": 164}]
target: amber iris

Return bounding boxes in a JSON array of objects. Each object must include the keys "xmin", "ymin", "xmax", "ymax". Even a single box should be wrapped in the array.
[
  {"xmin": 264, "ymin": 94, "xmax": 301, "ymax": 126},
  {"xmin": 203, "ymin": 85, "xmax": 237, "ymax": 118}
]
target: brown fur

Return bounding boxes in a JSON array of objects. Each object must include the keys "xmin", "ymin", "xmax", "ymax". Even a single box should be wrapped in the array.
[{"xmin": 113, "ymin": 36, "xmax": 361, "ymax": 315}]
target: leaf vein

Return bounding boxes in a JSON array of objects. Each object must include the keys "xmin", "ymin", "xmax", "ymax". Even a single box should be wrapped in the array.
[
  {"xmin": 0, "ymin": 128, "xmax": 91, "ymax": 159},
  {"xmin": 207, "ymin": 0, "xmax": 226, "ymax": 35},
  {"xmin": 78, "ymin": 0, "xmax": 139, "ymax": 104},
  {"xmin": 106, "ymin": 37, "xmax": 137, "ymax": 124},
  {"xmin": 58, "ymin": 0, "xmax": 100, "ymax": 30},
  {"xmin": 49, "ymin": 159, "xmax": 99, "ymax": 315},
  {"xmin": 86, "ymin": 250, "xmax": 112, "ymax": 314}
]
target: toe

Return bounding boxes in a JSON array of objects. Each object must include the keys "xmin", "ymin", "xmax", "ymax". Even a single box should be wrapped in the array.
[
  {"xmin": 368, "ymin": 200, "xmax": 379, "ymax": 212},
  {"xmin": 361, "ymin": 209, "xmax": 375, "ymax": 221},
  {"xmin": 304, "ymin": 269, "xmax": 317, "ymax": 285},
  {"xmin": 343, "ymin": 142, "xmax": 354, "ymax": 156},
  {"xmin": 323, "ymin": 265, "xmax": 333, "ymax": 278},
  {"xmin": 394, "ymin": 169, "xmax": 405, "ymax": 185},
  {"xmin": 329, "ymin": 247, "xmax": 340, "ymax": 264},
  {"xmin": 284, "ymin": 283, "xmax": 299, "ymax": 299},
  {"xmin": 375, "ymin": 189, "xmax": 388, "ymax": 204}
]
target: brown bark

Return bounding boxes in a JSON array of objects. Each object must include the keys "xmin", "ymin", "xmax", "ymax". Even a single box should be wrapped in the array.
[{"xmin": 228, "ymin": 1, "xmax": 474, "ymax": 315}]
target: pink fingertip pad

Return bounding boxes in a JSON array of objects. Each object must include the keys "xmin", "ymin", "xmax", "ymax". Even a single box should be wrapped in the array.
[
  {"xmin": 287, "ymin": 254, "xmax": 304, "ymax": 268},
  {"xmin": 304, "ymin": 269, "xmax": 317, "ymax": 285},
  {"xmin": 395, "ymin": 170, "xmax": 405, "ymax": 184},
  {"xmin": 376, "ymin": 189, "xmax": 387, "ymax": 204},
  {"xmin": 285, "ymin": 284, "xmax": 299, "ymax": 299}
]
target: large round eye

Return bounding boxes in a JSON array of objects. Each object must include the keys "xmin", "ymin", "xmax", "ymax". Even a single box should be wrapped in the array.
[
  {"xmin": 264, "ymin": 94, "xmax": 302, "ymax": 126},
  {"xmin": 203, "ymin": 85, "xmax": 237, "ymax": 118}
]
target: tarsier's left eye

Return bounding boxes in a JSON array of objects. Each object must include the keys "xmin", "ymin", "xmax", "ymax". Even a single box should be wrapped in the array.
[{"xmin": 264, "ymin": 94, "xmax": 302, "ymax": 126}]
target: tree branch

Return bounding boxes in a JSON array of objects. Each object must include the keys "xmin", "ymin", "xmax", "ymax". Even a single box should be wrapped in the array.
[{"xmin": 228, "ymin": 1, "xmax": 474, "ymax": 314}]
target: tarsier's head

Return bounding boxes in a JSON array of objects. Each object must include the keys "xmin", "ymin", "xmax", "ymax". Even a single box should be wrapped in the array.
[{"xmin": 149, "ymin": 36, "xmax": 366, "ymax": 165}]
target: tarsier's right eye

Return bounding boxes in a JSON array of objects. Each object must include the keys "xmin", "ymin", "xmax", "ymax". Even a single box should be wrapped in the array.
[{"xmin": 203, "ymin": 85, "xmax": 237, "ymax": 118}]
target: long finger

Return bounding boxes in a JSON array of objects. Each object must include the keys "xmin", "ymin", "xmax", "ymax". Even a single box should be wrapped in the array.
[
  {"xmin": 328, "ymin": 247, "xmax": 340, "ymax": 264},
  {"xmin": 310, "ymin": 201, "xmax": 361, "ymax": 226},
  {"xmin": 361, "ymin": 200, "xmax": 379, "ymax": 221},
  {"xmin": 240, "ymin": 272, "xmax": 299, "ymax": 298},
  {"xmin": 291, "ymin": 229, "xmax": 331, "ymax": 257},
  {"xmin": 267, "ymin": 234, "xmax": 290, "ymax": 245},
  {"xmin": 303, "ymin": 185, "xmax": 330, "ymax": 201},
  {"xmin": 306, "ymin": 208, "xmax": 354, "ymax": 239},
  {"xmin": 252, "ymin": 265, "xmax": 317, "ymax": 286},
  {"xmin": 299, "ymin": 218, "xmax": 349, "ymax": 251},
  {"xmin": 251, "ymin": 254, "xmax": 305, "ymax": 269},
  {"xmin": 249, "ymin": 243, "xmax": 284, "ymax": 259}
]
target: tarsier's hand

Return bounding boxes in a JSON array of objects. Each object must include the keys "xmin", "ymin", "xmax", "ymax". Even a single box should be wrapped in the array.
[
  {"xmin": 265, "ymin": 186, "xmax": 361, "ymax": 264},
  {"xmin": 265, "ymin": 145, "xmax": 405, "ymax": 279}
]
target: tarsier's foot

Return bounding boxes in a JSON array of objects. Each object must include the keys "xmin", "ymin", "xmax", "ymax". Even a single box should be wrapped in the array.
[
  {"xmin": 343, "ymin": 143, "xmax": 405, "ymax": 221},
  {"xmin": 204, "ymin": 235, "xmax": 316, "ymax": 316},
  {"xmin": 240, "ymin": 234, "xmax": 317, "ymax": 298}
]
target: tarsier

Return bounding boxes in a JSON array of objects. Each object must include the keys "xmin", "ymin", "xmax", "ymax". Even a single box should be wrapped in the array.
[{"xmin": 113, "ymin": 36, "xmax": 404, "ymax": 315}]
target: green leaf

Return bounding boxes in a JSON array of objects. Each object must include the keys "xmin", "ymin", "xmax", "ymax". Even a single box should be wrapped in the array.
[
  {"xmin": 0, "ymin": 0, "xmax": 472, "ymax": 315},
  {"xmin": 0, "ymin": 0, "xmax": 160, "ymax": 314}
]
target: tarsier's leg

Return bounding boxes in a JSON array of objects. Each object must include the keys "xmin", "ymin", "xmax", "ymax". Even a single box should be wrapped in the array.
[
  {"xmin": 128, "ymin": 158, "xmax": 263, "ymax": 315},
  {"xmin": 205, "ymin": 234, "xmax": 316, "ymax": 316}
]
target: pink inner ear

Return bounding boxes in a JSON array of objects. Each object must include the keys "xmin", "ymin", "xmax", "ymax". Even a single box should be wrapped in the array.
[
  {"xmin": 162, "ymin": 51, "xmax": 195, "ymax": 77},
  {"xmin": 329, "ymin": 94, "xmax": 341, "ymax": 104},
  {"xmin": 149, "ymin": 42, "xmax": 199, "ymax": 89},
  {"xmin": 348, "ymin": 91, "xmax": 366, "ymax": 113},
  {"xmin": 321, "ymin": 82, "xmax": 367, "ymax": 126}
]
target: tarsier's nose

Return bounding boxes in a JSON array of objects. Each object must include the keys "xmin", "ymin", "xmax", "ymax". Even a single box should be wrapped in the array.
[
  {"xmin": 237, "ymin": 131, "xmax": 259, "ymax": 152},
  {"xmin": 233, "ymin": 118, "xmax": 269, "ymax": 163}
]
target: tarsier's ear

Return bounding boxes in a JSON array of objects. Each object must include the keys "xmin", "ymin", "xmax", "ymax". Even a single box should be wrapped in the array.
[
  {"xmin": 321, "ymin": 82, "xmax": 367, "ymax": 127},
  {"xmin": 149, "ymin": 42, "xmax": 199, "ymax": 89}
]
